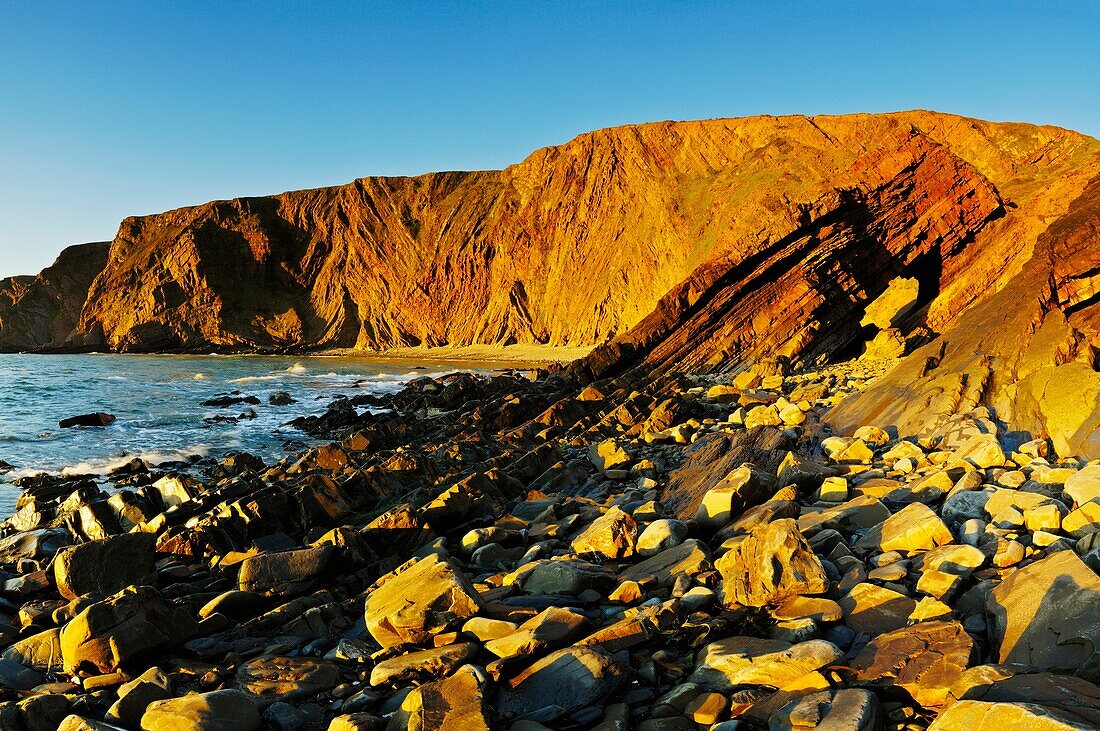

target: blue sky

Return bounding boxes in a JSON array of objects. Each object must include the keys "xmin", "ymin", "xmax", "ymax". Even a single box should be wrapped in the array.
[{"xmin": 1, "ymin": 2, "xmax": 1097, "ymax": 275}]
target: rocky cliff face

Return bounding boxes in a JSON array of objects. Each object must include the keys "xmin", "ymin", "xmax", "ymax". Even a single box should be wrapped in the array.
[
  {"xmin": 2, "ymin": 111, "xmax": 1098, "ymax": 452},
  {"xmin": 0, "ymin": 242, "xmax": 110, "ymax": 351},
  {"xmin": 3, "ymin": 112, "xmax": 1092, "ymax": 357}
]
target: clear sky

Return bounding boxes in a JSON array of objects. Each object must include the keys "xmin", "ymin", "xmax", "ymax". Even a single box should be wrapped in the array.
[{"xmin": 2, "ymin": 1, "xmax": 1097, "ymax": 276}]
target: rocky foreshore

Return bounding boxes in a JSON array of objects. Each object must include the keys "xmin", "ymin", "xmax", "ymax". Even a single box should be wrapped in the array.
[{"xmin": 0, "ymin": 350, "xmax": 1098, "ymax": 731}]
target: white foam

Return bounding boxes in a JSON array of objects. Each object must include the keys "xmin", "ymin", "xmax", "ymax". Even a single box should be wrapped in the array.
[
  {"xmin": 286, "ymin": 363, "xmax": 308, "ymax": 374},
  {"xmin": 228, "ymin": 374, "xmax": 281, "ymax": 384},
  {"xmin": 193, "ymin": 373, "xmax": 207, "ymax": 381}
]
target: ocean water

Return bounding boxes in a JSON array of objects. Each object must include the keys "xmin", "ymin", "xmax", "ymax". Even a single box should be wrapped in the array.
[{"xmin": 0, "ymin": 353, "xmax": 497, "ymax": 516}]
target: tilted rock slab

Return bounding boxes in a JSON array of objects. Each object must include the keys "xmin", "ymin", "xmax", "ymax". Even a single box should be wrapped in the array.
[{"xmin": 364, "ymin": 553, "xmax": 484, "ymax": 648}]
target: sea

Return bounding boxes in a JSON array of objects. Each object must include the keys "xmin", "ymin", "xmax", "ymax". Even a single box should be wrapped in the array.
[{"xmin": 0, "ymin": 353, "xmax": 505, "ymax": 517}]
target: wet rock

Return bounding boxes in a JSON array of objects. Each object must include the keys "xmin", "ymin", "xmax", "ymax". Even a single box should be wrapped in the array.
[
  {"xmin": 237, "ymin": 545, "xmax": 336, "ymax": 597},
  {"xmin": 716, "ymin": 519, "xmax": 828, "ymax": 607},
  {"xmin": 269, "ymin": 391, "xmax": 297, "ymax": 406},
  {"xmin": 59, "ymin": 412, "xmax": 116, "ymax": 428},
  {"xmin": 851, "ymin": 620, "xmax": 974, "ymax": 707},
  {"xmin": 365, "ymin": 554, "xmax": 483, "ymax": 647},
  {"xmin": 53, "ymin": 532, "xmax": 156, "ymax": 601},
  {"xmin": 140, "ymin": 689, "xmax": 261, "ymax": 731},
  {"xmin": 498, "ymin": 646, "xmax": 626, "ymax": 722},
  {"xmin": 986, "ymin": 550, "xmax": 1100, "ymax": 680}
]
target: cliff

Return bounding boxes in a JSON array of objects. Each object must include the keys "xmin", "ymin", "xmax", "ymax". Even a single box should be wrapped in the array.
[{"xmin": 2, "ymin": 111, "xmax": 1098, "ymax": 453}]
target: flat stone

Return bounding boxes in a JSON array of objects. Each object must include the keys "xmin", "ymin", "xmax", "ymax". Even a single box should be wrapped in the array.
[
  {"xmin": 237, "ymin": 545, "xmax": 335, "ymax": 597},
  {"xmin": 987, "ymin": 550, "xmax": 1100, "ymax": 681},
  {"xmin": 839, "ymin": 583, "xmax": 918, "ymax": 635},
  {"xmin": 387, "ymin": 664, "xmax": 490, "ymax": 730},
  {"xmin": 236, "ymin": 656, "xmax": 340, "ymax": 702},
  {"xmin": 851, "ymin": 620, "xmax": 974, "ymax": 707},
  {"xmin": 365, "ymin": 554, "xmax": 483, "ymax": 648},
  {"xmin": 485, "ymin": 607, "xmax": 590, "ymax": 659},
  {"xmin": 141, "ymin": 689, "xmax": 261, "ymax": 731},
  {"xmin": 498, "ymin": 647, "xmax": 626, "ymax": 722},
  {"xmin": 370, "ymin": 643, "xmax": 477, "ymax": 686},
  {"xmin": 856, "ymin": 502, "xmax": 952, "ymax": 553},
  {"xmin": 771, "ymin": 688, "xmax": 882, "ymax": 731},
  {"xmin": 619, "ymin": 539, "xmax": 711, "ymax": 589},
  {"xmin": 636, "ymin": 519, "xmax": 688, "ymax": 556},
  {"xmin": 946, "ymin": 664, "xmax": 1100, "ymax": 727},
  {"xmin": 522, "ymin": 558, "xmax": 616, "ymax": 596},
  {"xmin": 928, "ymin": 700, "xmax": 1095, "ymax": 730},
  {"xmin": 688, "ymin": 636, "xmax": 843, "ymax": 691}
]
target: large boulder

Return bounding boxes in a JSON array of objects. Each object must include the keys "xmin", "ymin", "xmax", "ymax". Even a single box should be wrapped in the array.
[
  {"xmin": 365, "ymin": 554, "xmax": 483, "ymax": 648},
  {"xmin": 140, "ymin": 689, "xmax": 261, "ymax": 731},
  {"xmin": 928, "ymin": 700, "xmax": 1095, "ymax": 730},
  {"xmin": 237, "ymin": 545, "xmax": 336, "ymax": 597},
  {"xmin": 60, "ymin": 586, "xmax": 197, "ymax": 674},
  {"xmin": 715, "ymin": 519, "xmax": 828, "ymax": 607},
  {"xmin": 689, "ymin": 637, "xmax": 843, "ymax": 691},
  {"xmin": 851, "ymin": 620, "xmax": 975, "ymax": 707},
  {"xmin": 388, "ymin": 664, "xmax": 491, "ymax": 730},
  {"xmin": 986, "ymin": 550, "xmax": 1100, "ymax": 681},
  {"xmin": 570, "ymin": 506, "xmax": 637, "ymax": 559},
  {"xmin": 236, "ymin": 656, "xmax": 341, "ymax": 702},
  {"xmin": 694, "ymin": 465, "xmax": 776, "ymax": 530},
  {"xmin": 946, "ymin": 665, "xmax": 1100, "ymax": 728},
  {"xmin": 856, "ymin": 502, "xmax": 953, "ymax": 554},
  {"xmin": 53, "ymin": 532, "xmax": 156, "ymax": 601},
  {"xmin": 771, "ymin": 688, "xmax": 882, "ymax": 731},
  {"xmin": 497, "ymin": 646, "xmax": 626, "ymax": 722}
]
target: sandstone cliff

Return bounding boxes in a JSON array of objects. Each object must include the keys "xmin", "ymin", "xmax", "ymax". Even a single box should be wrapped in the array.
[{"xmin": 2, "ymin": 111, "xmax": 1098, "ymax": 453}]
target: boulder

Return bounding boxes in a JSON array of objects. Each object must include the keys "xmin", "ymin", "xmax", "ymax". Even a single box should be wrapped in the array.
[
  {"xmin": 928, "ymin": 700, "xmax": 1094, "ymax": 730},
  {"xmin": 140, "ymin": 689, "xmax": 261, "ymax": 731},
  {"xmin": 851, "ymin": 620, "xmax": 974, "ymax": 707},
  {"xmin": 59, "ymin": 412, "xmax": 116, "ymax": 428},
  {"xmin": 689, "ymin": 637, "xmax": 843, "ymax": 691},
  {"xmin": 485, "ymin": 607, "xmax": 590, "ymax": 659},
  {"xmin": 636, "ymin": 518, "xmax": 689, "ymax": 556},
  {"xmin": 839, "ymin": 583, "xmax": 918, "ymax": 635},
  {"xmin": 570, "ymin": 506, "xmax": 637, "ymax": 559},
  {"xmin": 498, "ymin": 646, "xmax": 626, "ymax": 722},
  {"xmin": 715, "ymin": 519, "xmax": 828, "ymax": 607},
  {"xmin": 60, "ymin": 586, "xmax": 197, "ymax": 674},
  {"xmin": 369, "ymin": 643, "xmax": 477, "ymax": 686},
  {"xmin": 770, "ymin": 688, "xmax": 882, "ymax": 731},
  {"xmin": 365, "ymin": 554, "xmax": 483, "ymax": 648},
  {"xmin": 986, "ymin": 550, "xmax": 1100, "ymax": 681},
  {"xmin": 388, "ymin": 664, "xmax": 491, "ymax": 730},
  {"xmin": 522, "ymin": 559, "xmax": 616, "ymax": 596},
  {"xmin": 695, "ymin": 465, "xmax": 776, "ymax": 529},
  {"xmin": 856, "ymin": 502, "xmax": 953, "ymax": 554},
  {"xmin": 237, "ymin": 545, "xmax": 336, "ymax": 597},
  {"xmin": 946, "ymin": 665, "xmax": 1100, "ymax": 727},
  {"xmin": 618, "ymin": 539, "xmax": 711, "ymax": 589},
  {"xmin": 53, "ymin": 532, "xmax": 156, "ymax": 601},
  {"xmin": 236, "ymin": 656, "xmax": 341, "ymax": 701},
  {"xmin": 106, "ymin": 666, "xmax": 172, "ymax": 727}
]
